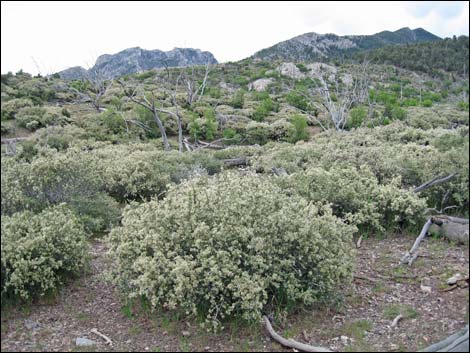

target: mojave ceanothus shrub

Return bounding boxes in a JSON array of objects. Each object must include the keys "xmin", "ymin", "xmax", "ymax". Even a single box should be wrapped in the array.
[
  {"xmin": 1, "ymin": 205, "xmax": 89, "ymax": 302},
  {"xmin": 108, "ymin": 171, "xmax": 356, "ymax": 330}
]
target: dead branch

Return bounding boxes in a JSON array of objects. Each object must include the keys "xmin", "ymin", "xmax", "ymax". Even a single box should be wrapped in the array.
[
  {"xmin": 413, "ymin": 173, "xmax": 458, "ymax": 193},
  {"xmin": 401, "ymin": 218, "xmax": 433, "ymax": 265},
  {"xmin": 353, "ymin": 275, "xmax": 377, "ymax": 283},
  {"xmin": 263, "ymin": 316, "xmax": 332, "ymax": 352},
  {"xmin": 391, "ymin": 314, "xmax": 403, "ymax": 328},
  {"xmin": 356, "ymin": 235, "xmax": 363, "ymax": 248},
  {"xmin": 1, "ymin": 137, "xmax": 29, "ymax": 144},
  {"xmin": 90, "ymin": 328, "xmax": 112, "ymax": 346}
]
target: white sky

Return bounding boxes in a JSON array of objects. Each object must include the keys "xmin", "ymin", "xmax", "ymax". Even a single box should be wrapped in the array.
[{"xmin": 2, "ymin": 1, "xmax": 469, "ymax": 75}]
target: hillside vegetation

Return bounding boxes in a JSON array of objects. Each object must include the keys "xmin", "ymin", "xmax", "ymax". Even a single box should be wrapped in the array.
[{"xmin": 1, "ymin": 36, "xmax": 469, "ymax": 351}]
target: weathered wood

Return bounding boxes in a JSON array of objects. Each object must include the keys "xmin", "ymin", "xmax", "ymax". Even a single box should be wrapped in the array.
[
  {"xmin": 223, "ymin": 157, "xmax": 247, "ymax": 167},
  {"xmin": 430, "ymin": 216, "xmax": 469, "ymax": 244},
  {"xmin": 420, "ymin": 325, "xmax": 469, "ymax": 352},
  {"xmin": 401, "ymin": 218, "xmax": 433, "ymax": 265},
  {"xmin": 263, "ymin": 316, "xmax": 332, "ymax": 352},
  {"xmin": 414, "ymin": 173, "xmax": 458, "ymax": 193},
  {"xmin": 1, "ymin": 137, "xmax": 28, "ymax": 144}
]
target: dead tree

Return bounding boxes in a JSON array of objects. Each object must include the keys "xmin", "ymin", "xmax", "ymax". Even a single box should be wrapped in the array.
[
  {"xmin": 69, "ymin": 66, "xmax": 112, "ymax": 113},
  {"xmin": 315, "ymin": 73, "xmax": 358, "ymax": 131},
  {"xmin": 180, "ymin": 62, "xmax": 212, "ymax": 106},
  {"xmin": 118, "ymin": 80, "xmax": 170, "ymax": 151}
]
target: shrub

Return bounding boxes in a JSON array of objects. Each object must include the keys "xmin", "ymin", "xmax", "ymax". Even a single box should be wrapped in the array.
[
  {"xmin": 1, "ymin": 98, "xmax": 34, "ymax": 119},
  {"xmin": 278, "ymin": 166, "xmax": 426, "ymax": 233},
  {"xmin": 245, "ymin": 121, "xmax": 270, "ymax": 145},
  {"xmin": 108, "ymin": 172, "xmax": 355, "ymax": 330},
  {"xmin": 1, "ymin": 205, "xmax": 89, "ymax": 301},
  {"xmin": 230, "ymin": 90, "xmax": 245, "ymax": 109},
  {"xmin": 252, "ymin": 98, "xmax": 277, "ymax": 122},
  {"xmin": 421, "ymin": 99, "xmax": 433, "ymax": 107},
  {"xmin": 16, "ymin": 106, "xmax": 69, "ymax": 131},
  {"xmin": 285, "ymin": 91, "xmax": 310, "ymax": 111},
  {"xmin": 1, "ymin": 121, "xmax": 11, "ymax": 135},
  {"xmin": 347, "ymin": 106, "xmax": 367, "ymax": 129},
  {"xmin": 288, "ymin": 114, "xmax": 309, "ymax": 143},
  {"xmin": 269, "ymin": 119, "xmax": 293, "ymax": 141}
]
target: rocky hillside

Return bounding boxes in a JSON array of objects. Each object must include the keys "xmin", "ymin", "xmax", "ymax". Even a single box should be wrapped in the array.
[
  {"xmin": 253, "ymin": 27, "xmax": 440, "ymax": 62},
  {"xmin": 57, "ymin": 47, "xmax": 218, "ymax": 80}
]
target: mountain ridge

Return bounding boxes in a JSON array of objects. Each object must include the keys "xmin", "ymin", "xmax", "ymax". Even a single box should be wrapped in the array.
[
  {"xmin": 57, "ymin": 47, "xmax": 218, "ymax": 80},
  {"xmin": 252, "ymin": 27, "xmax": 441, "ymax": 62}
]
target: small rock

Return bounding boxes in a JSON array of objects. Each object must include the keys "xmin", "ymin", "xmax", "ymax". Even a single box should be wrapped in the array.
[
  {"xmin": 340, "ymin": 335, "xmax": 350, "ymax": 345},
  {"xmin": 182, "ymin": 330, "xmax": 191, "ymax": 337},
  {"xmin": 204, "ymin": 346, "xmax": 211, "ymax": 351},
  {"xmin": 24, "ymin": 320, "xmax": 41, "ymax": 331},
  {"xmin": 390, "ymin": 343, "xmax": 399, "ymax": 350},
  {"xmin": 75, "ymin": 337, "xmax": 96, "ymax": 347},
  {"xmin": 420, "ymin": 285, "xmax": 432, "ymax": 294},
  {"xmin": 447, "ymin": 273, "xmax": 463, "ymax": 285}
]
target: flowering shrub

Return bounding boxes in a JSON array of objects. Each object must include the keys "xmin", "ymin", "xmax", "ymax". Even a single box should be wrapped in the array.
[
  {"xmin": 278, "ymin": 166, "xmax": 426, "ymax": 233},
  {"xmin": 108, "ymin": 172, "xmax": 355, "ymax": 330},
  {"xmin": 1, "ymin": 205, "xmax": 89, "ymax": 301},
  {"xmin": 1, "ymin": 150, "xmax": 120, "ymax": 234}
]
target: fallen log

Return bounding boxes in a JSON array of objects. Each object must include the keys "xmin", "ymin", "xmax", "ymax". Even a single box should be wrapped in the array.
[
  {"xmin": 222, "ymin": 157, "xmax": 247, "ymax": 167},
  {"xmin": 402, "ymin": 216, "xmax": 469, "ymax": 265},
  {"xmin": 430, "ymin": 216, "xmax": 469, "ymax": 244}
]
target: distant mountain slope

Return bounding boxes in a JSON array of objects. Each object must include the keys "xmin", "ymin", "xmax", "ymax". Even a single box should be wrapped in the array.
[
  {"xmin": 57, "ymin": 47, "xmax": 218, "ymax": 80},
  {"xmin": 352, "ymin": 35, "xmax": 469, "ymax": 76},
  {"xmin": 252, "ymin": 27, "xmax": 441, "ymax": 61}
]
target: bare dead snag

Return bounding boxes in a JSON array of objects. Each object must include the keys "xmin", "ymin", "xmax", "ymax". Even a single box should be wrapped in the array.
[{"xmin": 263, "ymin": 316, "xmax": 332, "ymax": 352}]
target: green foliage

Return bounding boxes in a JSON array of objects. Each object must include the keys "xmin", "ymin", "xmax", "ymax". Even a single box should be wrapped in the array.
[
  {"xmin": 223, "ymin": 128, "xmax": 242, "ymax": 144},
  {"xmin": 278, "ymin": 166, "xmax": 426, "ymax": 233},
  {"xmin": 188, "ymin": 112, "xmax": 202, "ymax": 142},
  {"xmin": 285, "ymin": 91, "xmax": 310, "ymax": 112},
  {"xmin": 245, "ymin": 121, "xmax": 270, "ymax": 145},
  {"xmin": 230, "ymin": 90, "xmax": 245, "ymax": 109},
  {"xmin": 457, "ymin": 101, "xmax": 469, "ymax": 111},
  {"xmin": 15, "ymin": 106, "xmax": 69, "ymax": 131},
  {"xmin": 108, "ymin": 172, "xmax": 355, "ymax": 330},
  {"xmin": 1, "ymin": 205, "xmax": 89, "ymax": 302},
  {"xmin": 1, "ymin": 98, "xmax": 33, "ymax": 119},
  {"xmin": 1, "ymin": 121, "xmax": 11, "ymax": 135},
  {"xmin": 355, "ymin": 35, "xmax": 470, "ymax": 76},
  {"xmin": 421, "ymin": 99, "xmax": 433, "ymax": 107},
  {"xmin": 252, "ymin": 97, "xmax": 278, "ymax": 122},
  {"xmin": 383, "ymin": 104, "xmax": 406, "ymax": 121},
  {"xmin": 347, "ymin": 106, "xmax": 367, "ymax": 129},
  {"xmin": 203, "ymin": 108, "xmax": 218, "ymax": 140},
  {"xmin": 288, "ymin": 114, "xmax": 309, "ymax": 143},
  {"xmin": 101, "ymin": 108, "xmax": 127, "ymax": 134}
]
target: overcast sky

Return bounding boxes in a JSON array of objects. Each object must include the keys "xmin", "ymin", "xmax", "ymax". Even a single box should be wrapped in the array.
[{"xmin": 2, "ymin": 1, "xmax": 469, "ymax": 75}]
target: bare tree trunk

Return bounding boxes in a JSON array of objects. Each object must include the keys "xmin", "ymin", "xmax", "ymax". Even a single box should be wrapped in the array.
[{"xmin": 152, "ymin": 109, "xmax": 170, "ymax": 151}]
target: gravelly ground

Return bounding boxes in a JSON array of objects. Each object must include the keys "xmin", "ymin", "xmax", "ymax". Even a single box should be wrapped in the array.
[{"xmin": 1, "ymin": 234, "xmax": 468, "ymax": 352}]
